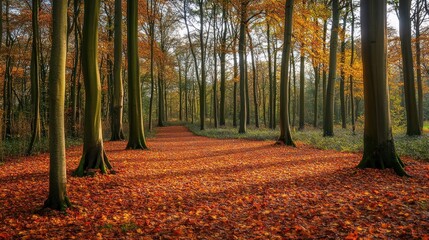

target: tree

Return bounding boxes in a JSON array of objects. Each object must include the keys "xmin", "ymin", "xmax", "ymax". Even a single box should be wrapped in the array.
[
  {"xmin": 357, "ymin": 0, "xmax": 408, "ymax": 176},
  {"xmin": 74, "ymin": 0, "xmax": 113, "ymax": 177},
  {"xmin": 399, "ymin": 0, "xmax": 421, "ymax": 136},
  {"xmin": 277, "ymin": 0, "xmax": 295, "ymax": 146},
  {"xmin": 127, "ymin": 0, "xmax": 149, "ymax": 150},
  {"xmin": 323, "ymin": 0, "xmax": 340, "ymax": 137},
  {"xmin": 148, "ymin": 0, "xmax": 156, "ymax": 131},
  {"xmin": 44, "ymin": 0, "xmax": 71, "ymax": 210},
  {"xmin": 111, "ymin": 0, "xmax": 125, "ymax": 141},
  {"xmin": 27, "ymin": 0, "xmax": 41, "ymax": 155},
  {"xmin": 219, "ymin": 1, "xmax": 228, "ymax": 126},
  {"xmin": 238, "ymin": 0, "xmax": 248, "ymax": 134}
]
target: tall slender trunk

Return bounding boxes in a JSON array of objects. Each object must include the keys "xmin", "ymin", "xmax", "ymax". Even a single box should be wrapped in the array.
[
  {"xmin": 322, "ymin": 19, "xmax": 327, "ymax": 123},
  {"xmin": 213, "ymin": 4, "xmax": 218, "ymax": 128},
  {"xmin": 299, "ymin": 47, "xmax": 305, "ymax": 130},
  {"xmin": 340, "ymin": 9, "xmax": 348, "ymax": 129},
  {"xmin": 248, "ymin": 31, "xmax": 259, "ymax": 128},
  {"xmin": 273, "ymin": 41, "xmax": 278, "ymax": 129},
  {"xmin": 238, "ymin": 2, "xmax": 247, "ymax": 133},
  {"xmin": 111, "ymin": 0, "xmax": 124, "ymax": 140},
  {"xmin": 45, "ymin": 0, "xmax": 71, "ymax": 210},
  {"xmin": 277, "ymin": 0, "xmax": 295, "ymax": 146},
  {"xmin": 199, "ymin": 0, "xmax": 206, "ymax": 130},
  {"xmin": 313, "ymin": 65, "xmax": 319, "ymax": 127},
  {"xmin": 178, "ymin": 59, "xmax": 183, "ymax": 121},
  {"xmin": 70, "ymin": 0, "xmax": 81, "ymax": 137},
  {"xmin": 415, "ymin": 0, "xmax": 423, "ymax": 130},
  {"xmin": 233, "ymin": 36, "xmax": 238, "ymax": 127},
  {"xmin": 219, "ymin": 2, "xmax": 227, "ymax": 126},
  {"xmin": 267, "ymin": 22, "xmax": 274, "ymax": 129},
  {"xmin": 323, "ymin": 0, "xmax": 339, "ymax": 136},
  {"xmin": 349, "ymin": 0, "xmax": 355, "ymax": 134},
  {"xmin": 148, "ymin": 0, "xmax": 156, "ymax": 131},
  {"xmin": 4, "ymin": 0, "xmax": 12, "ymax": 139},
  {"xmin": 292, "ymin": 52, "xmax": 297, "ymax": 127},
  {"xmin": 27, "ymin": 0, "xmax": 41, "ymax": 155},
  {"xmin": 399, "ymin": 0, "xmax": 421, "ymax": 136}
]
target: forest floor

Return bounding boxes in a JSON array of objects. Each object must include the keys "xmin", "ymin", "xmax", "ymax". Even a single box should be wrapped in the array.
[{"xmin": 0, "ymin": 126, "xmax": 428, "ymax": 239}]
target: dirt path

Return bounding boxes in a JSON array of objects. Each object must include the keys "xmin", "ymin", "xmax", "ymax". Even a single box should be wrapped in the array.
[{"xmin": 0, "ymin": 126, "xmax": 428, "ymax": 239}]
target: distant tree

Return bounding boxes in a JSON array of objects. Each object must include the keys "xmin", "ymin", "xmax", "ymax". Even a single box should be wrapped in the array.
[
  {"xmin": 238, "ymin": 0, "xmax": 248, "ymax": 134},
  {"xmin": 27, "ymin": 0, "xmax": 41, "ymax": 155},
  {"xmin": 74, "ymin": 0, "xmax": 113, "ymax": 176},
  {"xmin": 277, "ymin": 0, "xmax": 295, "ymax": 146},
  {"xmin": 110, "ymin": 0, "xmax": 125, "ymax": 141},
  {"xmin": 44, "ymin": 0, "xmax": 71, "ymax": 210},
  {"xmin": 323, "ymin": 0, "xmax": 339, "ymax": 137},
  {"xmin": 357, "ymin": 0, "xmax": 408, "ymax": 176}
]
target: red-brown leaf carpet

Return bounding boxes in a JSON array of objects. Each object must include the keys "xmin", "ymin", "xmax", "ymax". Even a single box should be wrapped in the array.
[{"xmin": 0, "ymin": 126, "xmax": 428, "ymax": 239}]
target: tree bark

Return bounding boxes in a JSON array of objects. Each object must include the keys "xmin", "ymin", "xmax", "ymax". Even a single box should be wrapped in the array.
[
  {"xmin": 44, "ymin": 0, "xmax": 71, "ymax": 210},
  {"xmin": 27, "ymin": 0, "xmax": 41, "ymax": 155},
  {"xmin": 199, "ymin": 0, "xmax": 206, "ymax": 130},
  {"xmin": 148, "ymin": 0, "xmax": 156, "ymax": 131},
  {"xmin": 323, "ymin": 0, "xmax": 339, "ymax": 136},
  {"xmin": 415, "ymin": 0, "xmax": 423, "ymax": 130},
  {"xmin": 277, "ymin": 0, "xmax": 295, "ymax": 146},
  {"xmin": 340, "ymin": 8, "xmax": 348, "ymax": 129},
  {"xmin": 299, "ymin": 47, "xmax": 305, "ymax": 130},
  {"xmin": 126, "ymin": 0, "xmax": 149, "ymax": 149},
  {"xmin": 219, "ymin": 2, "xmax": 227, "ymax": 126},
  {"xmin": 74, "ymin": 0, "xmax": 113, "ymax": 177},
  {"xmin": 399, "ymin": 0, "xmax": 421, "ymax": 136},
  {"xmin": 248, "ymin": 31, "xmax": 259, "ymax": 128},
  {"xmin": 238, "ymin": 2, "xmax": 247, "ymax": 133},
  {"xmin": 349, "ymin": 0, "xmax": 356, "ymax": 134},
  {"xmin": 111, "ymin": 0, "xmax": 125, "ymax": 140},
  {"xmin": 357, "ymin": 0, "xmax": 408, "ymax": 176}
]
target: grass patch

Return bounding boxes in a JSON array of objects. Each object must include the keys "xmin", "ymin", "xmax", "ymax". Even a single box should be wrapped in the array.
[{"xmin": 187, "ymin": 123, "xmax": 429, "ymax": 161}]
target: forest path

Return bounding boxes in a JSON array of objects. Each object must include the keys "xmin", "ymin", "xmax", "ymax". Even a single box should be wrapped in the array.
[{"xmin": 0, "ymin": 126, "xmax": 428, "ymax": 239}]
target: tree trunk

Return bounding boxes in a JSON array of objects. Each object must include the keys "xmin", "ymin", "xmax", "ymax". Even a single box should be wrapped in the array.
[
  {"xmin": 233, "ymin": 36, "xmax": 238, "ymax": 128},
  {"xmin": 322, "ymin": 19, "xmax": 327, "ymax": 128},
  {"xmin": 323, "ymin": 0, "xmax": 339, "ymax": 137},
  {"xmin": 219, "ymin": 2, "xmax": 227, "ymax": 126},
  {"xmin": 111, "ymin": 0, "xmax": 125, "ymax": 140},
  {"xmin": 350, "ymin": 0, "xmax": 356, "ymax": 134},
  {"xmin": 44, "ymin": 0, "xmax": 71, "ymax": 210},
  {"xmin": 267, "ymin": 22, "xmax": 274, "ymax": 129},
  {"xmin": 415, "ymin": 0, "xmax": 423, "ymax": 130},
  {"xmin": 27, "ymin": 0, "xmax": 41, "ymax": 155},
  {"xmin": 299, "ymin": 47, "xmax": 305, "ymax": 130},
  {"xmin": 277, "ymin": 0, "xmax": 295, "ymax": 146},
  {"xmin": 148, "ymin": 0, "xmax": 156, "ymax": 131},
  {"xmin": 399, "ymin": 0, "xmax": 421, "ymax": 136},
  {"xmin": 126, "ymin": 0, "xmax": 148, "ymax": 149},
  {"xmin": 357, "ymin": 0, "xmax": 408, "ymax": 176},
  {"xmin": 70, "ymin": 0, "xmax": 81, "ymax": 138},
  {"xmin": 199, "ymin": 0, "xmax": 206, "ymax": 130},
  {"xmin": 313, "ymin": 65, "xmax": 319, "ymax": 128},
  {"xmin": 340, "ymin": 9, "xmax": 348, "ymax": 129},
  {"xmin": 74, "ymin": 0, "xmax": 113, "ymax": 177},
  {"xmin": 238, "ymin": 2, "xmax": 247, "ymax": 133},
  {"xmin": 248, "ymin": 31, "xmax": 259, "ymax": 128},
  {"xmin": 213, "ymin": 4, "xmax": 218, "ymax": 128}
]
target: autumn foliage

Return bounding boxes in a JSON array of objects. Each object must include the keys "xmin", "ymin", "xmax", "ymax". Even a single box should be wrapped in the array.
[{"xmin": 0, "ymin": 126, "xmax": 428, "ymax": 239}]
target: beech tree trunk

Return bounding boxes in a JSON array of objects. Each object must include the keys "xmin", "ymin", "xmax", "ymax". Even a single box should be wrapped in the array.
[
  {"xmin": 27, "ymin": 0, "xmax": 41, "ymax": 155},
  {"xmin": 399, "ymin": 0, "xmax": 421, "ymax": 136},
  {"xmin": 277, "ymin": 0, "xmax": 295, "ymax": 146},
  {"xmin": 126, "ymin": 0, "xmax": 148, "ymax": 149},
  {"xmin": 340, "ymin": 9, "xmax": 348, "ymax": 129},
  {"xmin": 323, "ymin": 0, "xmax": 339, "ymax": 136},
  {"xmin": 299, "ymin": 47, "xmax": 305, "ymax": 130},
  {"xmin": 219, "ymin": 2, "xmax": 227, "ymax": 126},
  {"xmin": 238, "ymin": 2, "xmax": 247, "ymax": 134},
  {"xmin": 74, "ymin": 0, "xmax": 113, "ymax": 177},
  {"xmin": 357, "ymin": 0, "xmax": 408, "ymax": 176},
  {"xmin": 44, "ymin": 0, "xmax": 71, "ymax": 210},
  {"xmin": 111, "ymin": 0, "xmax": 125, "ymax": 140}
]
